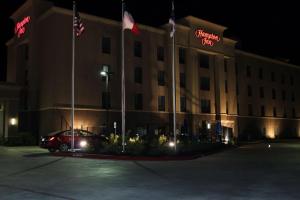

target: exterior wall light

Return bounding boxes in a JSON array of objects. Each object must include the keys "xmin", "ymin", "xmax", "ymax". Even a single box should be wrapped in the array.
[
  {"xmin": 207, "ymin": 122, "xmax": 211, "ymax": 130},
  {"xmin": 10, "ymin": 118, "xmax": 18, "ymax": 126}
]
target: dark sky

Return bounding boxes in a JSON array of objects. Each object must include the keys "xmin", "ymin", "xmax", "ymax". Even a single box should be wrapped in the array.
[{"xmin": 1, "ymin": 0, "xmax": 299, "ymax": 81}]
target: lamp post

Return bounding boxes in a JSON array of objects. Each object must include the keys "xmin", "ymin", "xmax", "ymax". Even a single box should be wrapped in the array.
[{"xmin": 100, "ymin": 66, "xmax": 110, "ymax": 135}]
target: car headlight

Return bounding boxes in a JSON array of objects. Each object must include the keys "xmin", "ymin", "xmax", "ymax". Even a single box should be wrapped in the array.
[{"xmin": 79, "ymin": 140, "xmax": 87, "ymax": 148}]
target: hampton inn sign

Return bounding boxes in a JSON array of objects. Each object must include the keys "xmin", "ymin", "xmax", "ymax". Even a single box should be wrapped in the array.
[
  {"xmin": 195, "ymin": 28, "xmax": 221, "ymax": 46},
  {"xmin": 14, "ymin": 16, "xmax": 31, "ymax": 38}
]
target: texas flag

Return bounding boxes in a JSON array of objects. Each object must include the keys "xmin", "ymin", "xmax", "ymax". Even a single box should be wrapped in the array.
[{"xmin": 123, "ymin": 11, "xmax": 139, "ymax": 35}]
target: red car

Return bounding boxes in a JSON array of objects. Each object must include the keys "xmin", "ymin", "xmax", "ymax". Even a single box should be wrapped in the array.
[{"xmin": 40, "ymin": 129, "xmax": 108, "ymax": 152}]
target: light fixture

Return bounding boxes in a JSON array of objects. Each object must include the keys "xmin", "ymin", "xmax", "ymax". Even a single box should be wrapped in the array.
[
  {"xmin": 168, "ymin": 141, "xmax": 175, "ymax": 147},
  {"xmin": 207, "ymin": 122, "xmax": 211, "ymax": 129},
  {"xmin": 79, "ymin": 140, "xmax": 88, "ymax": 148},
  {"xmin": 9, "ymin": 118, "xmax": 17, "ymax": 126}
]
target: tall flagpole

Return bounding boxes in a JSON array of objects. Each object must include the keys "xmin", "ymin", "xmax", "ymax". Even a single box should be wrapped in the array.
[
  {"xmin": 71, "ymin": 1, "xmax": 75, "ymax": 152},
  {"xmin": 171, "ymin": 1, "xmax": 176, "ymax": 151},
  {"xmin": 121, "ymin": 0, "xmax": 126, "ymax": 152}
]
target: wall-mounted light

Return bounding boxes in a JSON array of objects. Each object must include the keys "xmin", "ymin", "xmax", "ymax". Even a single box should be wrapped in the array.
[
  {"xmin": 10, "ymin": 118, "xmax": 18, "ymax": 126},
  {"xmin": 207, "ymin": 122, "xmax": 211, "ymax": 130}
]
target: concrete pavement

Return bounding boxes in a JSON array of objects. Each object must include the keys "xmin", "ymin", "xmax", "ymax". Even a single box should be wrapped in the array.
[{"xmin": 0, "ymin": 142, "xmax": 300, "ymax": 199}]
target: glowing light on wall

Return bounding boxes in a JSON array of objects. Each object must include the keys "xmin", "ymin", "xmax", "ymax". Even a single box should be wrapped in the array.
[
  {"xmin": 266, "ymin": 123, "xmax": 276, "ymax": 139},
  {"xmin": 195, "ymin": 29, "xmax": 220, "ymax": 47},
  {"xmin": 15, "ymin": 16, "xmax": 31, "ymax": 38},
  {"xmin": 9, "ymin": 118, "xmax": 18, "ymax": 126}
]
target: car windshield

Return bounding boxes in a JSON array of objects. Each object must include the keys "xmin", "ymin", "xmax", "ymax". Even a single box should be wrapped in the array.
[{"xmin": 47, "ymin": 130, "xmax": 64, "ymax": 136}]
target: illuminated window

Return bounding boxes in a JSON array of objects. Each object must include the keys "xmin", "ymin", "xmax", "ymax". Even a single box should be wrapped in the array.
[
  {"xmin": 260, "ymin": 87, "xmax": 264, "ymax": 98},
  {"xmin": 261, "ymin": 105, "xmax": 265, "ymax": 117},
  {"xmin": 201, "ymin": 99, "xmax": 211, "ymax": 113},
  {"xmin": 272, "ymin": 89, "xmax": 276, "ymax": 100},
  {"xmin": 134, "ymin": 67, "xmax": 142, "ymax": 84},
  {"xmin": 158, "ymin": 96, "xmax": 165, "ymax": 111},
  {"xmin": 247, "ymin": 85, "xmax": 252, "ymax": 97},
  {"xmin": 102, "ymin": 37, "xmax": 111, "ymax": 54},
  {"xmin": 180, "ymin": 96, "xmax": 186, "ymax": 112},
  {"xmin": 158, "ymin": 71, "xmax": 165, "ymax": 86},
  {"xmin": 200, "ymin": 77, "xmax": 210, "ymax": 91},
  {"xmin": 102, "ymin": 92, "xmax": 111, "ymax": 109},
  {"xmin": 179, "ymin": 48, "xmax": 185, "ymax": 64},
  {"xmin": 199, "ymin": 54, "xmax": 209, "ymax": 69},
  {"xmin": 248, "ymin": 104, "xmax": 253, "ymax": 116},
  {"xmin": 134, "ymin": 41, "xmax": 142, "ymax": 57},
  {"xmin": 157, "ymin": 46, "xmax": 164, "ymax": 61},
  {"xmin": 134, "ymin": 93, "xmax": 143, "ymax": 110},
  {"xmin": 180, "ymin": 73, "xmax": 186, "ymax": 88}
]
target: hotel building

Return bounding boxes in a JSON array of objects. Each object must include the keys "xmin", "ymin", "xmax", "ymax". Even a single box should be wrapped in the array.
[{"xmin": 1, "ymin": 0, "xmax": 300, "ymax": 142}]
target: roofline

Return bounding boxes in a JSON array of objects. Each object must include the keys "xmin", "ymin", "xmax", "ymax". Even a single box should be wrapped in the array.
[
  {"xmin": 235, "ymin": 50, "xmax": 300, "ymax": 69},
  {"xmin": 42, "ymin": 7, "xmax": 166, "ymax": 35},
  {"xmin": 180, "ymin": 15, "xmax": 227, "ymax": 31}
]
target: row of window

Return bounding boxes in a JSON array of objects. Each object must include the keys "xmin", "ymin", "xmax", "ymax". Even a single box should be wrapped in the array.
[
  {"xmin": 241, "ymin": 85, "xmax": 296, "ymax": 101},
  {"xmin": 241, "ymin": 104, "xmax": 297, "ymax": 118},
  {"xmin": 101, "ymin": 92, "xmax": 211, "ymax": 113},
  {"xmin": 243, "ymin": 65, "xmax": 294, "ymax": 85}
]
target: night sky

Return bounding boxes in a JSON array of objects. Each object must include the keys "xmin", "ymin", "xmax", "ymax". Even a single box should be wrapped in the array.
[{"xmin": 1, "ymin": 0, "xmax": 299, "ymax": 81}]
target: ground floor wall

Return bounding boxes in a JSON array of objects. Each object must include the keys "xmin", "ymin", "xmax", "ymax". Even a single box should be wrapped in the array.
[
  {"xmin": 36, "ymin": 108, "xmax": 238, "ymax": 143},
  {"xmin": 237, "ymin": 116, "xmax": 300, "ymax": 140}
]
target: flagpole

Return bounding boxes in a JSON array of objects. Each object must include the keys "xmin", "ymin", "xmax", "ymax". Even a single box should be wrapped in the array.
[
  {"xmin": 171, "ymin": 1, "xmax": 176, "ymax": 151},
  {"xmin": 71, "ymin": 1, "xmax": 75, "ymax": 152},
  {"xmin": 121, "ymin": 0, "xmax": 126, "ymax": 152}
]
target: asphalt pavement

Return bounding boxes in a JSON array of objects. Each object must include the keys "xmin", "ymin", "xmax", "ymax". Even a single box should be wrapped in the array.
[{"xmin": 0, "ymin": 142, "xmax": 300, "ymax": 200}]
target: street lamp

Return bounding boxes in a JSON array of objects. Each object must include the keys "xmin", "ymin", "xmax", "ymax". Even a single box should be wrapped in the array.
[{"xmin": 100, "ymin": 65, "xmax": 110, "ymax": 135}]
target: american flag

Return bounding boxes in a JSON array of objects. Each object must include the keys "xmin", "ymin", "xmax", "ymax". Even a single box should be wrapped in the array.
[{"xmin": 74, "ymin": 5, "xmax": 85, "ymax": 37}]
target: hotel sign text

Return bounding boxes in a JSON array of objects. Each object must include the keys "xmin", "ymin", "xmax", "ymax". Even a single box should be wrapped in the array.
[
  {"xmin": 15, "ymin": 16, "xmax": 31, "ymax": 38},
  {"xmin": 195, "ymin": 29, "xmax": 220, "ymax": 47}
]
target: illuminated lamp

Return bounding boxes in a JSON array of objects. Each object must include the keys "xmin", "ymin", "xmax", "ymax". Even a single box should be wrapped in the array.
[{"xmin": 10, "ymin": 118, "xmax": 18, "ymax": 126}]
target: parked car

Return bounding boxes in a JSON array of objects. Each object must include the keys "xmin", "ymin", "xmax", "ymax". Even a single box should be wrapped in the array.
[{"xmin": 40, "ymin": 129, "xmax": 108, "ymax": 152}]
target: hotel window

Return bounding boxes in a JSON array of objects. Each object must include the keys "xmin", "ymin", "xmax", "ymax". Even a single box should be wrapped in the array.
[
  {"xmin": 283, "ymin": 108, "xmax": 287, "ymax": 118},
  {"xmin": 158, "ymin": 96, "xmax": 165, "ymax": 111},
  {"xmin": 180, "ymin": 73, "xmax": 186, "ymax": 88},
  {"xmin": 272, "ymin": 89, "xmax": 276, "ymax": 99},
  {"xmin": 246, "ymin": 65, "xmax": 251, "ymax": 77},
  {"xmin": 134, "ymin": 41, "xmax": 142, "ymax": 57},
  {"xmin": 292, "ymin": 92, "xmax": 295, "ymax": 102},
  {"xmin": 292, "ymin": 108, "xmax": 296, "ymax": 118},
  {"xmin": 179, "ymin": 47, "xmax": 185, "ymax": 64},
  {"xmin": 271, "ymin": 72, "xmax": 275, "ymax": 82},
  {"xmin": 260, "ymin": 87, "xmax": 264, "ymax": 98},
  {"xmin": 224, "ymin": 59, "xmax": 228, "ymax": 72},
  {"xmin": 102, "ymin": 37, "xmax": 111, "ymax": 54},
  {"xmin": 102, "ymin": 92, "xmax": 111, "ymax": 109},
  {"xmin": 200, "ymin": 77, "xmax": 210, "ymax": 91},
  {"xmin": 247, "ymin": 85, "xmax": 252, "ymax": 97},
  {"xmin": 261, "ymin": 105, "xmax": 265, "ymax": 117},
  {"xmin": 199, "ymin": 54, "xmax": 209, "ymax": 68},
  {"xmin": 235, "ymin": 63, "xmax": 238, "ymax": 75},
  {"xmin": 248, "ymin": 104, "xmax": 253, "ymax": 116},
  {"xmin": 134, "ymin": 93, "xmax": 143, "ymax": 110},
  {"xmin": 158, "ymin": 70, "xmax": 165, "ymax": 86},
  {"xmin": 180, "ymin": 96, "xmax": 186, "ymax": 112},
  {"xmin": 281, "ymin": 74, "xmax": 285, "ymax": 84},
  {"xmin": 226, "ymin": 101, "xmax": 228, "ymax": 114},
  {"xmin": 273, "ymin": 107, "xmax": 277, "ymax": 117},
  {"xmin": 259, "ymin": 68, "xmax": 263, "ymax": 80},
  {"xmin": 134, "ymin": 67, "xmax": 142, "ymax": 84},
  {"xmin": 282, "ymin": 90, "xmax": 286, "ymax": 101},
  {"xmin": 236, "ymin": 83, "xmax": 239, "ymax": 95},
  {"xmin": 290, "ymin": 75, "xmax": 294, "ymax": 85},
  {"xmin": 225, "ymin": 80, "xmax": 228, "ymax": 93},
  {"xmin": 201, "ymin": 99, "xmax": 211, "ymax": 113},
  {"xmin": 237, "ymin": 103, "xmax": 240, "ymax": 115},
  {"xmin": 24, "ymin": 44, "xmax": 29, "ymax": 60},
  {"xmin": 157, "ymin": 46, "xmax": 164, "ymax": 61}
]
